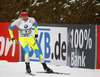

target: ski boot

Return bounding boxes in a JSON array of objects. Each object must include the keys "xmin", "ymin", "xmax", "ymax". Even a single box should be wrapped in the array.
[
  {"xmin": 26, "ymin": 62, "xmax": 31, "ymax": 73},
  {"xmin": 42, "ymin": 62, "xmax": 53, "ymax": 73}
]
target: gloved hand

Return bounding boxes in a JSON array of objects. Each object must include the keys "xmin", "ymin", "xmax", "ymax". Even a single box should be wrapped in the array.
[
  {"xmin": 35, "ymin": 34, "xmax": 38, "ymax": 41},
  {"xmin": 11, "ymin": 37, "xmax": 17, "ymax": 43}
]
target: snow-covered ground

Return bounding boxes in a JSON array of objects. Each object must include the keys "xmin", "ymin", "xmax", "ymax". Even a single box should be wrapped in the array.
[{"xmin": 0, "ymin": 61, "xmax": 100, "ymax": 77}]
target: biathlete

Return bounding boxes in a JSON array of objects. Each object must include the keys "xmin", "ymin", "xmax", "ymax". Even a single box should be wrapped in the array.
[{"xmin": 8, "ymin": 9, "xmax": 53, "ymax": 73}]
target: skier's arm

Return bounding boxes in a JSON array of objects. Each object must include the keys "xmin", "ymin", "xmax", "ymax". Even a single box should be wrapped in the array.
[
  {"xmin": 8, "ymin": 21, "xmax": 18, "ymax": 43},
  {"xmin": 8, "ymin": 24, "xmax": 16, "ymax": 38},
  {"xmin": 34, "ymin": 22, "xmax": 38, "ymax": 41}
]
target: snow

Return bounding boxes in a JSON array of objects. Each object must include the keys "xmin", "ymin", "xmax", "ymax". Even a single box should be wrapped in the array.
[
  {"xmin": 82, "ymin": 1, "xmax": 88, "ymax": 6},
  {"xmin": 0, "ymin": 61, "xmax": 100, "ymax": 77},
  {"xmin": 64, "ymin": 3, "xmax": 70, "ymax": 8},
  {"xmin": 45, "ymin": 0, "xmax": 49, "ymax": 2},
  {"xmin": 30, "ymin": 0, "xmax": 37, "ymax": 7},
  {"xmin": 36, "ymin": 2, "xmax": 43, "ymax": 6},
  {"xmin": 60, "ymin": 18, "xmax": 63, "ymax": 21},
  {"xmin": 59, "ymin": 2, "xmax": 62, "ymax": 4},
  {"xmin": 69, "ymin": 0, "xmax": 76, "ymax": 3},
  {"xmin": 95, "ymin": 13, "xmax": 99, "ymax": 16},
  {"xmin": 53, "ymin": 7, "xmax": 56, "ymax": 11},
  {"xmin": 16, "ymin": 11, "xmax": 20, "ymax": 15},
  {"xmin": 96, "ymin": 3, "xmax": 100, "ymax": 6}
]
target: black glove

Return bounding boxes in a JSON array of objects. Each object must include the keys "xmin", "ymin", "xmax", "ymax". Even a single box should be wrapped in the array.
[
  {"xmin": 35, "ymin": 34, "xmax": 38, "ymax": 41},
  {"xmin": 11, "ymin": 37, "xmax": 17, "ymax": 43}
]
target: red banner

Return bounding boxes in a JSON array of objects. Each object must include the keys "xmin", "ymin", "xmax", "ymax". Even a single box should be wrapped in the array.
[
  {"xmin": 97, "ymin": 25, "xmax": 100, "ymax": 69},
  {"xmin": 0, "ymin": 22, "xmax": 19, "ymax": 62}
]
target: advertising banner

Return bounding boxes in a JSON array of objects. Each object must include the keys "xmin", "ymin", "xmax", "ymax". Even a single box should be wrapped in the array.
[
  {"xmin": 67, "ymin": 25, "xmax": 96, "ymax": 69},
  {"xmin": 0, "ymin": 23, "xmax": 98, "ymax": 69},
  {"xmin": 20, "ymin": 24, "xmax": 96, "ymax": 68},
  {"xmin": 0, "ymin": 23, "xmax": 19, "ymax": 62}
]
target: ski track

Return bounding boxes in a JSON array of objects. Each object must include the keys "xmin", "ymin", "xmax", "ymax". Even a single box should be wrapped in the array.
[{"xmin": 0, "ymin": 61, "xmax": 100, "ymax": 77}]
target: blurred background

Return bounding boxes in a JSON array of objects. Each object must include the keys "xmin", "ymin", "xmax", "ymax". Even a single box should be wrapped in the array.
[{"xmin": 0, "ymin": 0, "xmax": 100, "ymax": 24}]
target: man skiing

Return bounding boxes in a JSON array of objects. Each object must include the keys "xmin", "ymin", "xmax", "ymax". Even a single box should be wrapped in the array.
[{"xmin": 8, "ymin": 9, "xmax": 53, "ymax": 73}]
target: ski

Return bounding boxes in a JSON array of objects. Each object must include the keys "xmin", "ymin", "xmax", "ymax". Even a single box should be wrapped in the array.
[
  {"xmin": 25, "ymin": 72, "xmax": 35, "ymax": 76},
  {"xmin": 37, "ymin": 71, "xmax": 70, "ymax": 75}
]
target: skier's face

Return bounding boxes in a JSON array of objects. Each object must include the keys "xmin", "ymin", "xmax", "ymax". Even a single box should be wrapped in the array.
[{"xmin": 22, "ymin": 16, "xmax": 28, "ymax": 21}]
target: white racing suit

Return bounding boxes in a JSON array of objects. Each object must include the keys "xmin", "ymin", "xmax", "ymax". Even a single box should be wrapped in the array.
[{"xmin": 8, "ymin": 17, "xmax": 44, "ymax": 63}]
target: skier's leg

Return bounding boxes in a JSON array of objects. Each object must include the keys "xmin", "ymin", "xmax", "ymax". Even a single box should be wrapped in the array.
[
  {"xmin": 27, "ymin": 36, "xmax": 53, "ymax": 72},
  {"xmin": 19, "ymin": 37, "xmax": 31, "ymax": 73},
  {"xmin": 41, "ymin": 62, "xmax": 53, "ymax": 73},
  {"xmin": 22, "ymin": 45, "xmax": 32, "ymax": 73},
  {"xmin": 22, "ymin": 45, "xmax": 30, "ymax": 63},
  {"xmin": 27, "ymin": 36, "xmax": 45, "ymax": 63},
  {"xmin": 35, "ymin": 49, "xmax": 45, "ymax": 63},
  {"xmin": 35, "ymin": 49, "xmax": 53, "ymax": 72}
]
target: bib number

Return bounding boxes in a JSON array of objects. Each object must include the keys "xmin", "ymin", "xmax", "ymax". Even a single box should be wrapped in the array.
[{"xmin": 22, "ymin": 29, "xmax": 31, "ymax": 35}]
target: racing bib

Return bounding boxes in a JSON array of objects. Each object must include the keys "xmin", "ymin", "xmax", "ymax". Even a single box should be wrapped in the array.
[{"xmin": 21, "ymin": 29, "xmax": 31, "ymax": 35}]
